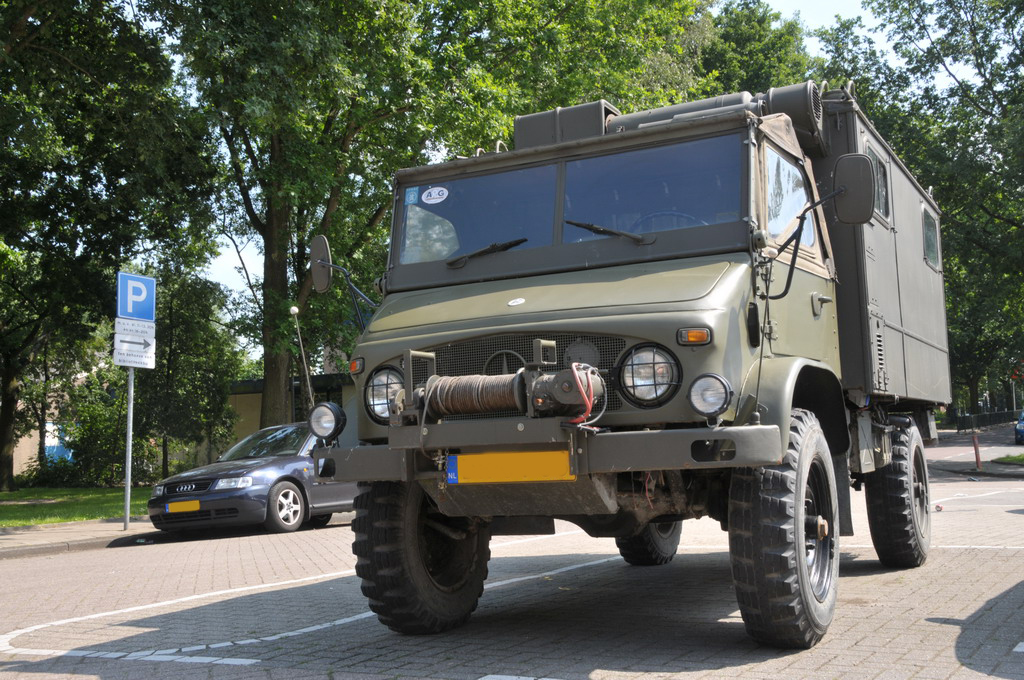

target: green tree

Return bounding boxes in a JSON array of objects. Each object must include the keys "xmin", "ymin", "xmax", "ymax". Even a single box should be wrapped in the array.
[
  {"xmin": 0, "ymin": 0, "xmax": 218, "ymax": 490},
  {"xmin": 146, "ymin": 0, "xmax": 710, "ymax": 427},
  {"xmin": 701, "ymin": 0, "xmax": 815, "ymax": 95},
  {"xmin": 60, "ymin": 363, "xmax": 161, "ymax": 486},
  {"xmin": 135, "ymin": 269, "xmax": 242, "ymax": 478}
]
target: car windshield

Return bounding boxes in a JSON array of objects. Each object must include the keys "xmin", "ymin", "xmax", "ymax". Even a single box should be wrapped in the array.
[
  {"xmin": 218, "ymin": 425, "xmax": 309, "ymax": 461},
  {"xmin": 398, "ymin": 135, "xmax": 742, "ymax": 265}
]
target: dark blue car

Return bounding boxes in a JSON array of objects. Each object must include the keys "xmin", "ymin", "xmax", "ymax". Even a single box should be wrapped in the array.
[
  {"xmin": 148, "ymin": 423, "xmax": 356, "ymax": 533},
  {"xmin": 1015, "ymin": 412, "xmax": 1024, "ymax": 445}
]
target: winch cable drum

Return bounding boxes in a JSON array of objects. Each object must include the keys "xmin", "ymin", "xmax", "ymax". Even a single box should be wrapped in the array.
[
  {"xmin": 423, "ymin": 373, "xmax": 525, "ymax": 417},
  {"xmin": 418, "ymin": 364, "xmax": 605, "ymax": 419}
]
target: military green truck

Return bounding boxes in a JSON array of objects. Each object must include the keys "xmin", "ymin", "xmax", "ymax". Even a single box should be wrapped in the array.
[{"xmin": 307, "ymin": 80, "xmax": 949, "ymax": 649}]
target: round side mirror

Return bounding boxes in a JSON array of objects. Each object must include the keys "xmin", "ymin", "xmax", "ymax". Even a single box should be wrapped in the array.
[{"xmin": 310, "ymin": 235, "xmax": 333, "ymax": 293}]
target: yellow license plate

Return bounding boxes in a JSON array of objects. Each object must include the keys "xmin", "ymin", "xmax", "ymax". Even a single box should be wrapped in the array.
[
  {"xmin": 166, "ymin": 500, "xmax": 200, "ymax": 513},
  {"xmin": 446, "ymin": 450, "xmax": 575, "ymax": 484}
]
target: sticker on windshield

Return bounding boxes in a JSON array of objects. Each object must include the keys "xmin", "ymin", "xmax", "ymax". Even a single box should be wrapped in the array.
[
  {"xmin": 422, "ymin": 187, "xmax": 449, "ymax": 205},
  {"xmin": 404, "ymin": 187, "xmax": 419, "ymax": 205}
]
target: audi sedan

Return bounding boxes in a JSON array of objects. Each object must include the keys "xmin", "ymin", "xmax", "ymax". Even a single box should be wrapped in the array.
[{"xmin": 147, "ymin": 423, "xmax": 356, "ymax": 533}]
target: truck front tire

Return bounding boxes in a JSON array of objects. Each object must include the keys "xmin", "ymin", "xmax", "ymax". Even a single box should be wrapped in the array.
[
  {"xmin": 864, "ymin": 423, "xmax": 931, "ymax": 568},
  {"xmin": 615, "ymin": 521, "xmax": 682, "ymax": 566},
  {"xmin": 728, "ymin": 409, "xmax": 839, "ymax": 648},
  {"xmin": 353, "ymin": 481, "xmax": 491, "ymax": 634}
]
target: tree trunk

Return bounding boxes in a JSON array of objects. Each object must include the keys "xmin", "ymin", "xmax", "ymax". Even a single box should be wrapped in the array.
[
  {"xmin": 0, "ymin": 358, "xmax": 21, "ymax": 492},
  {"xmin": 162, "ymin": 435, "xmax": 169, "ymax": 479},
  {"xmin": 968, "ymin": 379, "xmax": 980, "ymax": 416},
  {"xmin": 259, "ymin": 152, "xmax": 293, "ymax": 428}
]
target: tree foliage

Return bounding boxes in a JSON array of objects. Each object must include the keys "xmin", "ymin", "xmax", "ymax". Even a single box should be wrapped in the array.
[
  {"xmin": 146, "ymin": 0, "xmax": 713, "ymax": 427},
  {"xmin": 0, "ymin": 0, "xmax": 220, "ymax": 490},
  {"xmin": 701, "ymin": 0, "xmax": 816, "ymax": 95}
]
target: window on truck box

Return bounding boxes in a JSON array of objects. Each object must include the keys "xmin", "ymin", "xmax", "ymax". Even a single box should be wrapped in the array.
[
  {"xmin": 923, "ymin": 208, "xmax": 940, "ymax": 268},
  {"xmin": 865, "ymin": 145, "xmax": 890, "ymax": 219}
]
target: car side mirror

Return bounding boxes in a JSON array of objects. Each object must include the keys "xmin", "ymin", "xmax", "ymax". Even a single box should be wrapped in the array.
[{"xmin": 833, "ymin": 153, "xmax": 875, "ymax": 224}]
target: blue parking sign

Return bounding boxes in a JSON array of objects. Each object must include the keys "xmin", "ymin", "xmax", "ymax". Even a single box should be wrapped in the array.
[{"xmin": 117, "ymin": 272, "xmax": 156, "ymax": 321}]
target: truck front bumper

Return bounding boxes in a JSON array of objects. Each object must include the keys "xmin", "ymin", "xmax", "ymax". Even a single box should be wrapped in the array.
[{"xmin": 317, "ymin": 419, "xmax": 783, "ymax": 483}]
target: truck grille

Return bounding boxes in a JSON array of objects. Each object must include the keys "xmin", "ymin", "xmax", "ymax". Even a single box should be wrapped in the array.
[{"xmin": 412, "ymin": 333, "xmax": 626, "ymax": 419}]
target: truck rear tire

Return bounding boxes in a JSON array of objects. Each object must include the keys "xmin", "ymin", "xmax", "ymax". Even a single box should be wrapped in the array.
[
  {"xmin": 864, "ymin": 423, "xmax": 931, "ymax": 568},
  {"xmin": 728, "ymin": 409, "xmax": 838, "ymax": 648},
  {"xmin": 615, "ymin": 521, "xmax": 681, "ymax": 566},
  {"xmin": 352, "ymin": 481, "xmax": 490, "ymax": 634}
]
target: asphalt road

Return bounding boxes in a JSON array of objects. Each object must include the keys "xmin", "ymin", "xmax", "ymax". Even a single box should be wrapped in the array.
[{"xmin": 0, "ymin": 433, "xmax": 1022, "ymax": 680}]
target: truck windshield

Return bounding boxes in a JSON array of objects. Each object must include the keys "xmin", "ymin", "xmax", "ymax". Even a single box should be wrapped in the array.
[{"xmin": 398, "ymin": 135, "xmax": 742, "ymax": 266}]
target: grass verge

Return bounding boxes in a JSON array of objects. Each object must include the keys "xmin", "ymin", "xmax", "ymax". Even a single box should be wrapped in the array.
[
  {"xmin": 993, "ymin": 454, "xmax": 1024, "ymax": 466},
  {"xmin": 0, "ymin": 488, "xmax": 150, "ymax": 527}
]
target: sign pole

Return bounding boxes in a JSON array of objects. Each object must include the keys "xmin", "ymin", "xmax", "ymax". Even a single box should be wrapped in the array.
[{"xmin": 124, "ymin": 366, "xmax": 134, "ymax": 530}]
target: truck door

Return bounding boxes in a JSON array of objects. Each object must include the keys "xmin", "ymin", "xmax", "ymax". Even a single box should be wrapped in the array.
[{"xmin": 762, "ymin": 144, "xmax": 840, "ymax": 367}]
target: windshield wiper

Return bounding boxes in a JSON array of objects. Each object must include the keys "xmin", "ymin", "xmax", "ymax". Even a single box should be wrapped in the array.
[
  {"xmin": 564, "ymin": 220, "xmax": 654, "ymax": 245},
  {"xmin": 446, "ymin": 238, "xmax": 528, "ymax": 269}
]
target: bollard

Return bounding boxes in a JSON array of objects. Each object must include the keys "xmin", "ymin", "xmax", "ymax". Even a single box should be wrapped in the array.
[{"xmin": 972, "ymin": 434, "xmax": 983, "ymax": 471}]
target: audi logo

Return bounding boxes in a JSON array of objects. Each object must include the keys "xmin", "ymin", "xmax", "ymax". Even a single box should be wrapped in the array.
[{"xmin": 175, "ymin": 483, "xmax": 196, "ymax": 493}]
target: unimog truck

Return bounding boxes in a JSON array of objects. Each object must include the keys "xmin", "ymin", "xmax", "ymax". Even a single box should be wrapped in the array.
[{"xmin": 307, "ymin": 80, "xmax": 949, "ymax": 648}]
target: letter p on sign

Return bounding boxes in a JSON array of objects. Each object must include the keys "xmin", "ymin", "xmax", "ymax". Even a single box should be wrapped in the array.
[{"xmin": 117, "ymin": 272, "xmax": 157, "ymax": 321}]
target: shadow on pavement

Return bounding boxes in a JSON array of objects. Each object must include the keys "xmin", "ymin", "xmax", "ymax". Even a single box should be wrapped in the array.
[{"xmin": 927, "ymin": 580, "xmax": 1024, "ymax": 679}]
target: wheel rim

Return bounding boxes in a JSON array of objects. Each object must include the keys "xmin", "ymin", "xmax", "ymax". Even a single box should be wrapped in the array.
[
  {"xmin": 418, "ymin": 500, "xmax": 477, "ymax": 593},
  {"xmin": 911, "ymin": 445, "xmax": 931, "ymax": 537},
  {"xmin": 652, "ymin": 522, "xmax": 676, "ymax": 539},
  {"xmin": 803, "ymin": 456, "xmax": 836, "ymax": 602},
  {"xmin": 277, "ymin": 489, "xmax": 301, "ymax": 525}
]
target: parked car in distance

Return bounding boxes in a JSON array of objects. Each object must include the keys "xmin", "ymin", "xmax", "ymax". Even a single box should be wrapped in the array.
[
  {"xmin": 148, "ymin": 423, "xmax": 356, "ymax": 533},
  {"xmin": 1015, "ymin": 412, "xmax": 1024, "ymax": 445}
]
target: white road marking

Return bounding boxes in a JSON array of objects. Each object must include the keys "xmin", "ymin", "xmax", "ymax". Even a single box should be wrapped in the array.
[
  {"xmin": 0, "ymin": 527, "xmax": 602, "ymax": 666},
  {"xmin": 933, "ymin": 489, "xmax": 1024, "ymax": 504},
  {"xmin": 1014, "ymin": 642, "xmax": 1024, "ymax": 653}
]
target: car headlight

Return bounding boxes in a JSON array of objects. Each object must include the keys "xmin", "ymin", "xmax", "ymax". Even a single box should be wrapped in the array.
[
  {"xmin": 152, "ymin": 485, "xmax": 164, "ymax": 498},
  {"xmin": 1016, "ymin": 422, "xmax": 1024, "ymax": 431},
  {"xmin": 212, "ymin": 476, "xmax": 253, "ymax": 490},
  {"xmin": 309, "ymin": 401, "xmax": 347, "ymax": 440},
  {"xmin": 619, "ymin": 345, "xmax": 680, "ymax": 407},
  {"xmin": 365, "ymin": 366, "xmax": 404, "ymax": 424},
  {"xmin": 688, "ymin": 373, "xmax": 734, "ymax": 418}
]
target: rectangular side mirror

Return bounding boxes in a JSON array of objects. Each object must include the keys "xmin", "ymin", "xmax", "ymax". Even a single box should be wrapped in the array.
[{"xmin": 833, "ymin": 153, "xmax": 875, "ymax": 224}]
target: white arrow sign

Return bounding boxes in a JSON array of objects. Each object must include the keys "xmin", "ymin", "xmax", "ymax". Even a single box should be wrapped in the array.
[{"xmin": 113, "ymin": 333, "xmax": 156, "ymax": 369}]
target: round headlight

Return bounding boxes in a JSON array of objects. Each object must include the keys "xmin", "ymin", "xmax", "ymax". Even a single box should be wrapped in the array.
[
  {"xmin": 619, "ymin": 345, "xmax": 680, "ymax": 407},
  {"xmin": 688, "ymin": 373, "xmax": 733, "ymax": 418},
  {"xmin": 365, "ymin": 366, "xmax": 404, "ymax": 423},
  {"xmin": 309, "ymin": 401, "xmax": 347, "ymax": 440}
]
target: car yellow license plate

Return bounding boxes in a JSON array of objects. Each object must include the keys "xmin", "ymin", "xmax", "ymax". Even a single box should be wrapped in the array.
[
  {"xmin": 446, "ymin": 450, "xmax": 575, "ymax": 484},
  {"xmin": 166, "ymin": 500, "xmax": 200, "ymax": 513}
]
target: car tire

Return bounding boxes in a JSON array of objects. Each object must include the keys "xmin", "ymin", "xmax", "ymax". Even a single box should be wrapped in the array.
[
  {"xmin": 305, "ymin": 513, "xmax": 332, "ymax": 529},
  {"xmin": 264, "ymin": 481, "xmax": 305, "ymax": 533},
  {"xmin": 615, "ymin": 521, "xmax": 682, "ymax": 566},
  {"xmin": 864, "ymin": 423, "xmax": 931, "ymax": 568},
  {"xmin": 353, "ymin": 481, "xmax": 490, "ymax": 634},
  {"xmin": 728, "ymin": 409, "xmax": 839, "ymax": 649}
]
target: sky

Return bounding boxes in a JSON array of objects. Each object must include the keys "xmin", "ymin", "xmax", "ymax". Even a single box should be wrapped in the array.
[{"xmin": 203, "ymin": 0, "xmax": 878, "ymax": 295}]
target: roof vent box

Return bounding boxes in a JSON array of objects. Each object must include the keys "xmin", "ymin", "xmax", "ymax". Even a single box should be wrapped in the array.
[{"xmin": 514, "ymin": 100, "xmax": 621, "ymax": 150}]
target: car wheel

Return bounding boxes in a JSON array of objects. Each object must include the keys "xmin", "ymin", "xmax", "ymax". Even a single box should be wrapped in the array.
[
  {"xmin": 306, "ymin": 513, "xmax": 332, "ymax": 529},
  {"xmin": 615, "ymin": 520, "xmax": 682, "ymax": 566},
  {"xmin": 353, "ymin": 481, "xmax": 491, "ymax": 634},
  {"xmin": 264, "ymin": 481, "xmax": 304, "ymax": 533},
  {"xmin": 728, "ymin": 408, "xmax": 838, "ymax": 649}
]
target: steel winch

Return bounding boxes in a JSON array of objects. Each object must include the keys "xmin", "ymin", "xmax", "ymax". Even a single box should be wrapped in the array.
[{"xmin": 390, "ymin": 339, "xmax": 605, "ymax": 425}]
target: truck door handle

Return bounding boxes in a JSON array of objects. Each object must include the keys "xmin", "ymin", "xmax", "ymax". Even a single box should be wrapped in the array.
[{"xmin": 811, "ymin": 292, "xmax": 833, "ymax": 317}]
